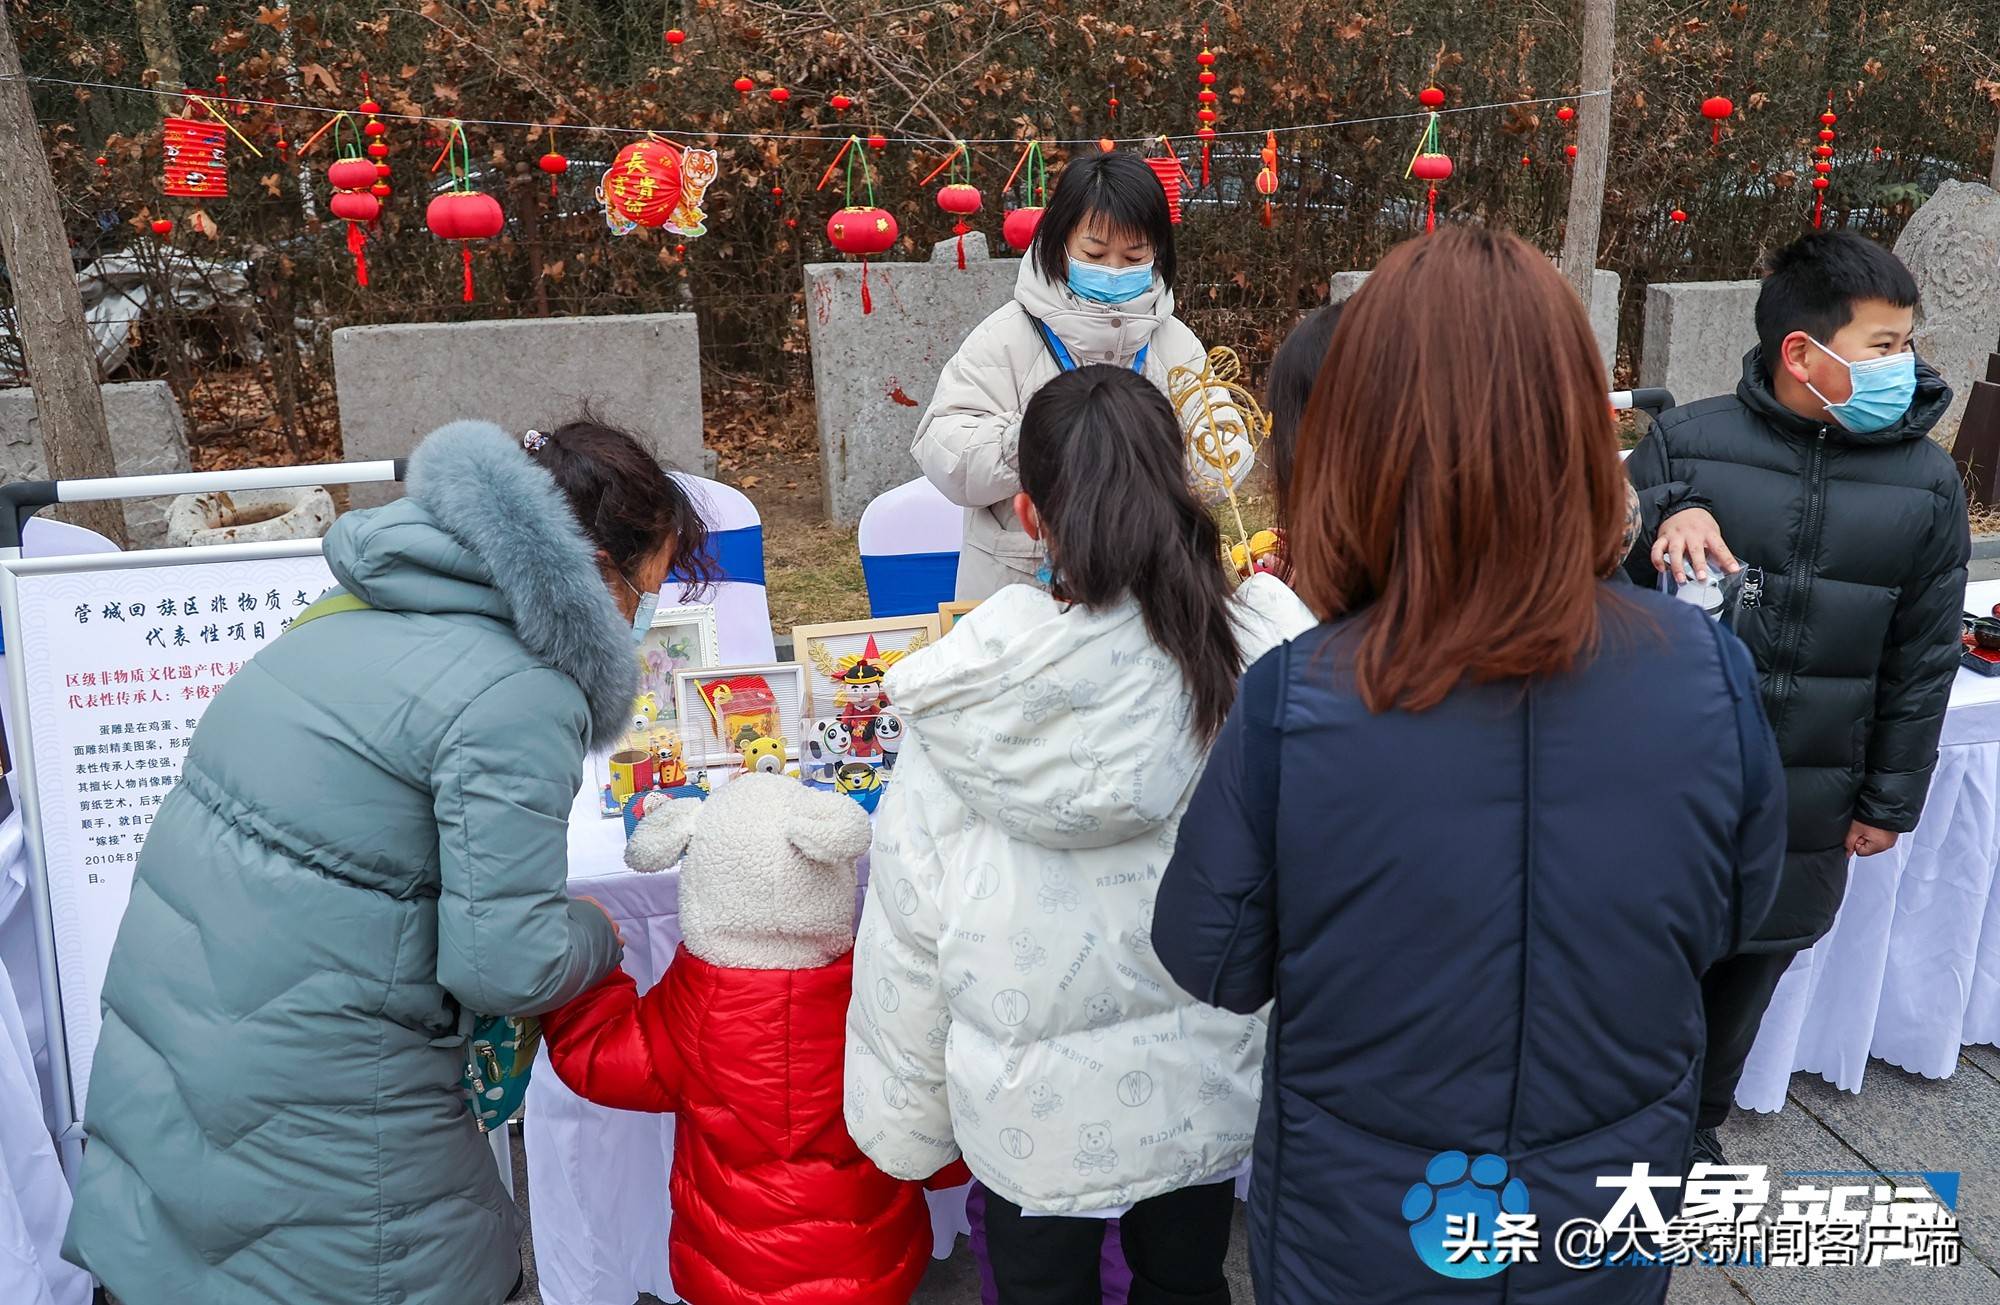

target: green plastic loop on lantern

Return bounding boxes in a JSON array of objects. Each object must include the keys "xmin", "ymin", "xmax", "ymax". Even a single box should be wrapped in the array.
[{"xmin": 842, "ymin": 133, "xmax": 878, "ymax": 209}]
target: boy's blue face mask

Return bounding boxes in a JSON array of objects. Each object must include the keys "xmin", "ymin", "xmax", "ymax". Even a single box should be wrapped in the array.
[
  {"xmin": 1068, "ymin": 257, "xmax": 1154, "ymax": 305},
  {"xmin": 1806, "ymin": 337, "xmax": 1918, "ymax": 434}
]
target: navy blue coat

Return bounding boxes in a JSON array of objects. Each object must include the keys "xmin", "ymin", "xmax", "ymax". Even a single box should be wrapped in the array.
[{"xmin": 1155, "ymin": 587, "xmax": 1785, "ymax": 1304}]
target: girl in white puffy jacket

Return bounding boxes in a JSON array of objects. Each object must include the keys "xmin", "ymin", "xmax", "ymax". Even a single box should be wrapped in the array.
[
  {"xmin": 913, "ymin": 150, "xmax": 1253, "ymax": 601},
  {"xmin": 848, "ymin": 365, "xmax": 1266, "ymax": 1305}
]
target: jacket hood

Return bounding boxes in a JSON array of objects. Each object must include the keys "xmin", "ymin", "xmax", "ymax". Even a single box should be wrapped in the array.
[
  {"xmin": 673, "ymin": 945, "xmax": 854, "ymax": 1160},
  {"xmin": 1012, "ymin": 257, "xmax": 1175, "ymax": 368},
  {"xmin": 1736, "ymin": 346, "xmax": 1953, "ymax": 448},
  {"xmin": 323, "ymin": 420, "xmax": 637, "ymax": 749},
  {"xmin": 886, "ymin": 584, "xmax": 1208, "ymax": 849}
]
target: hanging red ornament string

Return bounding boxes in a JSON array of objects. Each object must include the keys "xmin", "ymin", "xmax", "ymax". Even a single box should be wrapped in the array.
[
  {"xmin": 1700, "ymin": 95, "xmax": 1733, "ymax": 146},
  {"xmin": 924, "ymin": 141, "xmax": 982, "ymax": 269},
  {"xmin": 1814, "ymin": 99, "xmax": 1837, "ymax": 229},
  {"xmin": 357, "ymin": 83, "xmax": 391, "ymax": 199},
  {"xmin": 1406, "ymin": 90, "xmax": 1452, "ymax": 234},
  {"xmin": 316, "ymin": 114, "xmax": 378, "ymax": 286},
  {"xmin": 1145, "ymin": 138, "xmax": 1191, "ymax": 224},
  {"xmin": 539, "ymin": 125, "xmax": 568, "ymax": 200},
  {"xmin": 1255, "ymin": 131, "xmax": 1279, "ymax": 227},
  {"xmin": 819, "ymin": 135, "xmax": 897, "ymax": 313},
  {"xmin": 1193, "ymin": 47, "xmax": 1219, "ymax": 185},
  {"xmin": 427, "ymin": 121, "xmax": 505, "ymax": 303},
  {"xmin": 1108, "ymin": 85, "xmax": 1119, "ymax": 121}
]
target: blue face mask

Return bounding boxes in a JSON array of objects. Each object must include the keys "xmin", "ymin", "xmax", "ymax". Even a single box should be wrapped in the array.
[
  {"xmin": 1067, "ymin": 258, "xmax": 1154, "ymax": 305},
  {"xmin": 1806, "ymin": 338, "xmax": 1918, "ymax": 434},
  {"xmin": 617, "ymin": 569, "xmax": 660, "ymax": 644}
]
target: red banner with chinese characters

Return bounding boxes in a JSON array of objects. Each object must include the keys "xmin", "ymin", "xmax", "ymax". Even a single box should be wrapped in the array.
[{"xmin": 163, "ymin": 116, "xmax": 227, "ymax": 198}]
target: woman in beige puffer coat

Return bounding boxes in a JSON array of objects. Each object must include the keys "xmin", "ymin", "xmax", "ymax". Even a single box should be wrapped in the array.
[{"xmin": 913, "ymin": 151, "xmax": 1253, "ymax": 599}]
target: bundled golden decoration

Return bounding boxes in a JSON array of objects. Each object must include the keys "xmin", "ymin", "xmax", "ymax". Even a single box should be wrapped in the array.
[{"xmin": 1167, "ymin": 345, "xmax": 1270, "ymax": 568}]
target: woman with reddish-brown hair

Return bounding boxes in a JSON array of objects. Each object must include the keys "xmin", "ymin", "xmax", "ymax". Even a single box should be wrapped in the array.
[{"xmin": 1153, "ymin": 227, "xmax": 1786, "ymax": 1304}]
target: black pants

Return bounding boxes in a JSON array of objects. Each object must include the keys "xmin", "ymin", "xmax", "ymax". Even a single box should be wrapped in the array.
[
  {"xmin": 984, "ymin": 1180, "xmax": 1236, "ymax": 1305},
  {"xmin": 1698, "ymin": 947, "xmax": 1799, "ymax": 1129}
]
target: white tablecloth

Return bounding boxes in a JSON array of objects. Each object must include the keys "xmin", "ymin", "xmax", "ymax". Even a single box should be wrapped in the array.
[{"xmin": 1736, "ymin": 578, "xmax": 2000, "ymax": 1112}]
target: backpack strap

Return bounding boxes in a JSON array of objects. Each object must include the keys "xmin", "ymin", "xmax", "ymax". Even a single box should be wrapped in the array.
[{"xmin": 287, "ymin": 591, "xmax": 372, "ymax": 632}]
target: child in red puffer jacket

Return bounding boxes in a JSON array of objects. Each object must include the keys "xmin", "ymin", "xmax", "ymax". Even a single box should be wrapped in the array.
[{"xmin": 541, "ymin": 773, "xmax": 967, "ymax": 1305}]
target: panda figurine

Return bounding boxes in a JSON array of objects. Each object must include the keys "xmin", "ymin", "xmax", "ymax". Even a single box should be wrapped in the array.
[
  {"xmin": 874, "ymin": 710, "xmax": 905, "ymax": 773},
  {"xmin": 803, "ymin": 718, "xmax": 853, "ymax": 789}
]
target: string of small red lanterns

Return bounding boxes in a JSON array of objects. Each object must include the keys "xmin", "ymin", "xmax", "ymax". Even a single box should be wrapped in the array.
[
  {"xmin": 1194, "ymin": 47, "xmax": 1219, "ymax": 186},
  {"xmin": 1813, "ymin": 97, "xmax": 1836, "ymax": 229},
  {"xmin": 1408, "ymin": 87, "xmax": 1452, "ymax": 234}
]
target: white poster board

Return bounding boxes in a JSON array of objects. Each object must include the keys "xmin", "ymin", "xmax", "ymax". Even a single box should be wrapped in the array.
[{"xmin": 6, "ymin": 546, "xmax": 334, "ymax": 1120}]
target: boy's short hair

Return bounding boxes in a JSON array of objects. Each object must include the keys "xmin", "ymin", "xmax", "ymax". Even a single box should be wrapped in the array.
[{"xmin": 1754, "ymin": 231, "xmax": 1919, "ymax": 367}]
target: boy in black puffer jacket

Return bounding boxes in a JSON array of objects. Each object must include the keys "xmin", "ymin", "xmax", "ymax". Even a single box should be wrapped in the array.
[{"xmin": 1624, "ymin": 232, "xmax": 1969, "ymax": 1166}]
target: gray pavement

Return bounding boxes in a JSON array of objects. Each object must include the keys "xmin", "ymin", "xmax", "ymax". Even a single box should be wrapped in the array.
[{"xmin": 505, "ymin": 1049, "xmax": 2000, "ymax": 1302}]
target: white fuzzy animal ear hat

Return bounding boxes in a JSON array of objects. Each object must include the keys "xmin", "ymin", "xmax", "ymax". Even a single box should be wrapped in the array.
[{"xmin": 624, "ymin": 772, "xmax": 873, "ymax": 970}]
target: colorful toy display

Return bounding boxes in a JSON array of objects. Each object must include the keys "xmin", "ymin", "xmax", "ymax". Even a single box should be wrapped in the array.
[{"xmin": 835, "ymin": 760, "xmax": 884, "ymax": 813}]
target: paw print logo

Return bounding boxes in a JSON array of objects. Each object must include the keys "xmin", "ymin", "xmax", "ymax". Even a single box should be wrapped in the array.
[
  {"xmin": 991, "ymin": 988, "xmax": 1031, "ymax": 1028},
  {"xmin": 1072, "ymin": 1122, "xmax": 1118, "ymax": 1174},
  {"xmin": 998, "ymin": 1127, "xmax": 1035, "ymax": 1160},
  {"xmin": 1083, "ymin": 991, "xmax": 1120, "ymax": 1030},
  {"xmin": 1010, "ymin": 930, "xmax": 1048, "ymax": 973},
  {"xmin": 1028, "ymin": 1080, "xmax": 1065, "ymax": 1120},
  {"xmin": 875, "ymin": 977, "xmax": 901, "ymax": 1013},
  {"xmin": 1402, "ymin": 1151, "xmax": 1530, "ymax": 1280}
]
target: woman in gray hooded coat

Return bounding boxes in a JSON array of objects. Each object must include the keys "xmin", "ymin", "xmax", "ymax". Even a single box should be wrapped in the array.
[{"xmin": 63, "ymin": 419, "xmax": 708, "ymax": 1305}]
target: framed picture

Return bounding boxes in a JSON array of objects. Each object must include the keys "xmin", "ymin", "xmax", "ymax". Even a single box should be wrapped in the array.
[
  {"xmin": 591, "ymin": 605, "xmax": 720, "ymax": 816},
  {"xmin": 937, "ymin": 600, "xmax": 979, "ymax": 634},
  {"xmin": 674, "ymin": 663, "xmax": 810, "ymax": 768},
  {"xmin": 792, "ymin": 615, "xmax": 942, "ymax": 717}
]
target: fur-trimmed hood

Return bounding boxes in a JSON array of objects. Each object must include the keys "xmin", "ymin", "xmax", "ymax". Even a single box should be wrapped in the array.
[{"xmin": 323, "ymin": 420, "xmax": 637, "ymax": 748}]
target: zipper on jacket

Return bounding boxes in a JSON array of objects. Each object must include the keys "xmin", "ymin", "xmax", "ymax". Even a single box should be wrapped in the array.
[{"xmin": 1767, "ymin": 429, "xmax": 1829, "ymax": 732}]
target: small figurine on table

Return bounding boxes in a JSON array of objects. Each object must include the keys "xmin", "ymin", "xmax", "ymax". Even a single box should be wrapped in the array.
[
  {"xmin": 835, "ymin": 761, "xmax": 884, "ymax": 814},
  {"xmin": 804, "ymin": 718, "xmax": 853, "ymax": 788},
  {"xmin": 875, "ymin": 710, "xmax": 905, "ymax": 773}
]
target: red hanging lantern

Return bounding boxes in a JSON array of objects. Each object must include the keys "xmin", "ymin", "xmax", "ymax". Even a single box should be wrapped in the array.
[
  {"xmin": 1820, "ymin": 111, "xmax": 1838, "ymax": 126},
  {"xmin": 328, "ymin": 157, "xmax": 377, "ymax": 192},
  {"xmin": 1670, "ymin": 208, "xmax": 1688, "ymax": 223},
  {"xmin": 1196, "ymin": 49, "xmax": 1216, "ymax": 67},
  {"xmin": 868, "ymin": 133, "xmax": 887, "ymax": 151},
  {"xmin": 163, "ymin": 116, "xmax": 228, "ymax": 198},
  {"xmin": 274, "ymin": 139, "xmax": 289, "ymax": 157},
  {"xmin": 150, "ymin": 218, "xmax": 174, "ymax": 236},
  {"xmin": 936, "ymin": 180, "xmax": 982, "ymax": 269},
  {"xmin": 1198, "ymin": 89, "xmax": 1219, "ymax": 105},
  {"xmin": 769, "ymin": 86, "xmax": 791, "ymax": 104},
  {"xmin": 95, "ymin": 154, "xmax": 109, "ymax": 168},
  {"xmin": 1192, "ymin": 47, "xmax": 1220, "ymax": 183},
  {"xmin": 358, "ymin": 98, "xmax": 381, "ymax": 116},
  {"xmin": 1003, "ymin": 207, "xmax": 1043, "ymax": 251},
  {"xmin": 734, "ymin": 76, "xmax": 754, "ymax": 98},
  {"xmin": 1818, "ymin": 129, "xmax": 1836, "ymax": 143},
  {"xmin": 1556, "ymin": 105, "xmax": 1575, "ymax": 124},
  {"xmin": 426, "ymin": 190, "xmax": 504, "ymax": 303},
  {"xmin": 1419, "ymin": 87, "xmax": 1446, "ymax": 109},
  {"xmin": 1813, "ymin": 176, "xmax": 1830, "ymax": 190},
  {"xmin": 1520, "ymin": 154, "xmax": 1531, "ymax": 167},
  {"xmin": 1565, "ymin": 143, "xmax": 1578, "ymax": 161},
  {"xmin": 364, "ymin": 120, "xmax": 388, "ymax": 139},
  {"xmin": 830, "ymin": 93, "xmax": 853, "ymax": 112},
  {"xmin": 1815, "ymin": 145, "xmax": 1833, "ymax": 159},
  {"xmin": 1199, "ymin": 70, "xmax": 1217, "ymax": 86},
  {"xmin": 367, "ymin": 141, "xmax": 390, "ymax": 160},
  {"xmin": 1255, "ymin": 149, "xmax": 1278, "ymax": 229},
  {"xmin": 1814, "ymin": 160, "xmax": 1832, "ymax": 175},
  {"xmin": 603, "ymin": 137, "xmax": 686, "ymax": 230},
  {"xmin": 1700, "ymin": 95, "xmax": 1733, "ymax": 145},
  {"xmin": 326, "ymin": 145, "xmax": 381, "ymax": 286},
  {"xmin": 375, "ymin": 161, "xmax": 392, "ymax": 179},
  {"xmin": 1108, "ymin": 93, "xmax": 1120, "ymax": 119},
  {"xmin": 665, "ymin": 28, "xmax": 686, "ymax": 45},
  {"xmin": 371, "ymin": 181, "xmax": 392, "ymax": 198},
  {"xmin": 539, "ymin": 150, "xmax": 568, "ymax": 198},
  {"xmin": 1145, "ymin": 150, "xmax": 1185, "ymax": 224},
  {"xmin": 329, "ymin": 190, "xmax": 381, "ymax": 224},
  {"xmin": 827, "ymin": 206, "xmax": 898, "ymax": 313},
  {"xmin": 1411, "ymin": 152, "xmax": 1452, "ymax": 234}
]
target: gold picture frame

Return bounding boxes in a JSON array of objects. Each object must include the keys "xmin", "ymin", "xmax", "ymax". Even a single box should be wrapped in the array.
[{"xmin": 791, "ymin": 615, "xmax": 942, "ymax": 716}]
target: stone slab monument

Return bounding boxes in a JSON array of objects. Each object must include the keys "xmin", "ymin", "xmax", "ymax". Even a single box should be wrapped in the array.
[
  {"xmin": 0, "ymin": 380, "xmax": 191, "ymax": 546},
  {"xmin": 1954, "ymin": 338, "xmax": 2000, "ymax": 507},
  {"xmin": 1639, "ymin": 281, "xmax": 1763, "ymax": 408},
  {"xmin": 804, "ymin": 234, "xmax": 1018, "ymax": 524},
  {"xmin": 331, "ymin": 313, "xmax": 707, "ymax": 509},
  {"xmin": 1894, "ymin": 179, "xmax": 2000, "ymax": 452},
  {"xmin": 1329, "ymin": 267, "xmax": 1622, "ymax": 377}
]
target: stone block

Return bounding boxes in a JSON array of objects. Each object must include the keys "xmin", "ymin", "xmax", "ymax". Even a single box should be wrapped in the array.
[
  {"xmin": 1329, "ymin": 267, "xmax": 1621, "ymax": 375},
  {"xmin": 0, "ymin": 380, "xmax": 190, "ymax": 546},
  {"xmin": 1639, "ymin": 280, "xmax": 1762, "ymax": 407},
  {"xmin": 331, "ymin": 314, "xmax": 706, "ymax": 509},
  {"xmin": 806, "ymin": 234, "xmax": 1019, "ymax": 523},
  {"xmin": 1895, "ymin": 179, "xmax": 2000, "ymax": 449}
]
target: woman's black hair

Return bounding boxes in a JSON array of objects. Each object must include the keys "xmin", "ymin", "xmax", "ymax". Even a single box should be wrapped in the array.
[
  {"xmin": 1031, "ymin": 151, "xmax": 1178, "ymax": 292},
  {"xmin": 1264, "ymin": 301, "xmax": 1343, "ymax": 524},
  {"xmin": 528, "ymin": 416, "xmax": 716, "ymax": 599},
  {"xmin": 1018, "ymin": 366, "xmax": 1239, "ymax": 741}
]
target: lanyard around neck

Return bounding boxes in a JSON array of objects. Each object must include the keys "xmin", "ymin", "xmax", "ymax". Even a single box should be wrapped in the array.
[{"xmin": 1032, "ymin": 318, "xmax": 1148, "ymax": 376}]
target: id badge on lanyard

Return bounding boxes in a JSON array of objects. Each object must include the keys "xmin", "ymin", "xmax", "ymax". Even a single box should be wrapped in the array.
[{"xmin": 1033, "ymin": 318, "xmax": 1148, "ymax": 376}]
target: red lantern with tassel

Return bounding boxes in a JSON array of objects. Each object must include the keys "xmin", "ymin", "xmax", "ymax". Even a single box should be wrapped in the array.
[
  {"xmin": 324, "ymin": 115, "xmax": 381, "ymax": 287},
  {"xmin": 427, "ymin": 124, "xmax": 504, "ymax": 302},
  {"xmin": 830, "ymin": 93, "xmax": 853, "ymax": 112},
  {"xmin": 1001, "ymin": 140, "xmax": 1048, "ymax": 251},
  {"xmin": 1145, "ymin": 144, "xmax": 1187, "ymax": 224},
  {"xmin": 1407, "ymin": 89, "xmax": 1451, "ymax": 233},
  {"xmin": 665, "ymin": 28, "xmax": 686, "ymax": 46},
  {"xmin": 150, "ymin": 218, "xmax": 174, "ymax": 236},
  {"xmin": 1670, "ymin": 208, "xmax": 1688, "ymax": 223},
  {"xmin": 733, "ymin": 76, "xmax": 754, "ymax": 98},
  {"xmin": 822, "ymin": 135, "xmax": 896, "ymax": 313},
  {"xmin": 1556, "ymin": 105, "xmax": 1575, "ymax": 124},
  {"xmin": 1813, "ymin": 102, "xmax": 1837, "ymax": 228},
  {"xmin": 539, "ymin": 148, "xmax": 568, "ymax": 199},
  {"xmin": 937, "ymin": 181, "xmax": 983, "ymax": 270},
  {"xmin": 1192, "ymin": 47, "xmax": 1220, "ymax": 185},
  {"xmin": 1701, "ymin": 95, "xmax": 1733, "ymax": 145}
]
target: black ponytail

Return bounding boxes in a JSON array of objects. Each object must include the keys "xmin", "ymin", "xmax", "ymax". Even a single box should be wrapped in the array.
[{"xmin": 1017, "ymin": 366, "xmax": 1241, "ymax": 741}]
